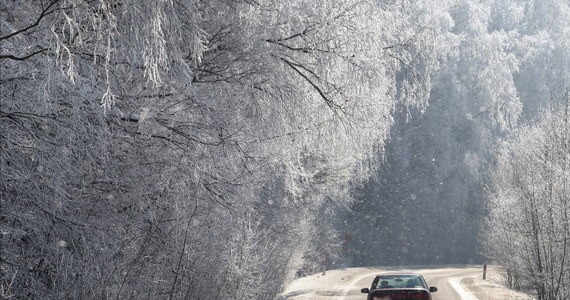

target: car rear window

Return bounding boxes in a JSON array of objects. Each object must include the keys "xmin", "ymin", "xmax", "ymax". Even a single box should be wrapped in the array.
[{"xmin": 373, "ymin": 275, "xmax": 426, "ymax": 289}]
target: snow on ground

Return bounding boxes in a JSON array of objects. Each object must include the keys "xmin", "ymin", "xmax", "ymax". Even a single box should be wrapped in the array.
[
  {"xmin": 276, "ymin": 267, "xmax": 379, "ymax": 300},
  {"xmin": 460, "ymin": 267, "xmax": 535, "ymax": 300},
  {"xmin": 449, "ymin": 277, "xmax": 478, "ymax": 300},
  {"xmin": 277, "ymin": 266, "xmax": 536, "ymax": 300}
]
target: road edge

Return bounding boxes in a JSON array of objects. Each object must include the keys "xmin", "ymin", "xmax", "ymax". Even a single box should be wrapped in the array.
[
  {"xmin": 449, "ymin": 275, "xmax": 479, "ymax": 300},
  {"xmin": 340, "ymin": 271, "xmax": 380, "ymax": 299}
]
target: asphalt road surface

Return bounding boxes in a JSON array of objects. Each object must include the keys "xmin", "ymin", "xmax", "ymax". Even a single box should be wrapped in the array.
[
  {"xmin": 418, "ymin": 267, "xmax": 480, "ymax": 300},
  {"xmin": 278, "ymin": 265, "xmax": 484, "ymax": 300}
]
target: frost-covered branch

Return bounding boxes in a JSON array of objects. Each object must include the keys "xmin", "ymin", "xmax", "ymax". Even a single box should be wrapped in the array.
[{"xmin": 0, "ymin": 0, "xmax": 60, "ymax": 40}]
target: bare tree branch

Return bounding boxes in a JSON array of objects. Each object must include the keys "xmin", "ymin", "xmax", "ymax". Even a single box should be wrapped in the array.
[
  {"xmin": 280, "ymin": 57, "xmax": 342, "ymax": 110},
  {"xmin": 0, "ymin": 0, "xmax": 60, "ymax": 41},
  {"xmin": 0, "ymin": 48, "xmax": 47, "ymax": 61}
]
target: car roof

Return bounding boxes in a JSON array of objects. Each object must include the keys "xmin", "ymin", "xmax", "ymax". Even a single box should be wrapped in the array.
[{"xmin": 375, "ymin": 273, "xmax": 422, "ymax": 276}]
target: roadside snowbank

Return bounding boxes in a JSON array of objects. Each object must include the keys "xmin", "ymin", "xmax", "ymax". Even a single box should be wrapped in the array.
[
  {"xmin": 459, "ymin": 267, "xmax": 535, "ymax": 300},
  {"xmin": 276, "ymin": 267, "xmax": 378, "ymax": 300},
  {"xmin": 450, "ymin": 277, "xmax": 478, "ymax": 300}
]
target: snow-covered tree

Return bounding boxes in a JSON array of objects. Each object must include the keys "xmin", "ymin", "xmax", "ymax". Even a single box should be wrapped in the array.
[
  {"xmin": 485, "ymin": 92, "xmax": 570, "ymax": 300},
  {"xmin": 1, "ymin": 0, "xmax": 444, "ymax": 298}
]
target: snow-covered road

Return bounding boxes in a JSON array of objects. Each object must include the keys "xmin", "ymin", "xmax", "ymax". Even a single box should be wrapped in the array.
[{"xmin": 277, "ymin": 266, "xmax": 483, "ymax": 300}]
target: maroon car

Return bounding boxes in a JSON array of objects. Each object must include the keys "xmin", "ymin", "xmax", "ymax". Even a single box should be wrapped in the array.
[{"xmin": 360, "ymin": 273, "xmax": 438, "ymax": 300}]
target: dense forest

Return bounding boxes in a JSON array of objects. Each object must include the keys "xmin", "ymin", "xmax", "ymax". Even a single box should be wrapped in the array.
[{"xmin": 1, "ymin": 0, "xmax": 568, "ymax": 299}]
